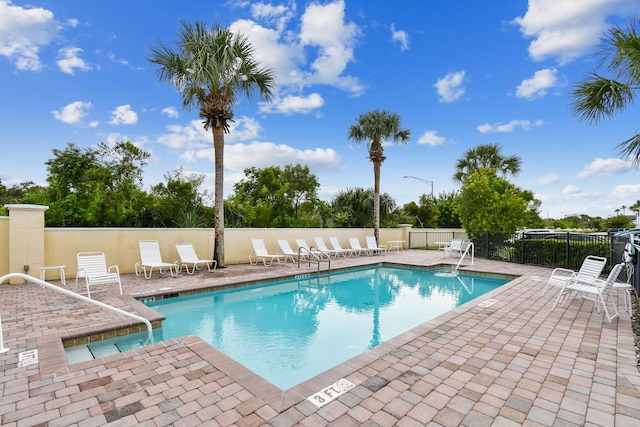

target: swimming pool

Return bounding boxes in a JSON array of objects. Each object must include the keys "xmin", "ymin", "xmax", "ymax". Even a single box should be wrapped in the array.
[{"xmin": 69, "ymin": 265, "xmax": 510, "ymax": 389}]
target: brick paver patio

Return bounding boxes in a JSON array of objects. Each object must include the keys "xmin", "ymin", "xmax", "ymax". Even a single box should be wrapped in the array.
[{"xmin": 1, "ymin": 250, "xmax": 639, "ymax": 426}]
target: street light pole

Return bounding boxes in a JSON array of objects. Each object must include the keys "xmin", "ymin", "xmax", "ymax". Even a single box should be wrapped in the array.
[{"xmin": 403, "ymin": 175, "xmax": 434, "ymax": 198}]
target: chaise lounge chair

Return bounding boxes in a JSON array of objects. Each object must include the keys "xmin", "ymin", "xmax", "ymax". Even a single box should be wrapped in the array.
[
  {"xmin": 135, "ymin": 240, "xmax": 179, "ymax": 279},
  {"xmin": 552, "ymin": 262, "xmax": 624, "ymax": 322},
  {"xmin": 249, "ymin": 238, "xmax": 284, "ymax": 266},
  {"xmin": 175, "ymin": 243, "xmax": 217, "ymax": 274},
  {"xmin": 277, "ymin": 239, "xmax": 305, "ymax": 263},
  {"xmin": 75, "ymin": 251, "xmax": 123, "ymax": 299},
  {"xmin": 348, "ymin": 237, "xmax": 367, "ymax": 256},
  {"xmin": 365, "ymin": 235, "xmax": 386, "ymax": 255},
  {"xmin": 542, "ymin": 255, "xmax": 607, "ymax": 297},
  {"xmin": 314, "ymin": 237, "xmax": 342, "ymax": 258},
  {"xmin": 329, "ymin": 236, "xmax": 355, "ymax": 257}
]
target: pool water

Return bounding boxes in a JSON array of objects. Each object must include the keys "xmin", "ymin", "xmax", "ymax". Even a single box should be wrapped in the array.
[{"xmin": 74, "ymin": 266, "xmax": 510, "ymax": 389}]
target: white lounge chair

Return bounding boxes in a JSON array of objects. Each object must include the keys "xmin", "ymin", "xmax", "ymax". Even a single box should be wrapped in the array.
[
  {"xmin": 348, "ymin": 237, "xmax": 367, "ymax": 256},
  {"xmin": 329, "ymin": 236, "xmax": 354, "ymax": 257},
  {"xmin": 277, "ymin": 239, "xmax": 305, "ymax": 263},
  {"xmin": 365, "ymin": 235, "xmax": 386, "ymax": 255},
  {"xmin": 552, "ymin": 262, "xmax": 624, "ymax": 322},
  {"xmin": 314, "ymin": 237, "xmax": 342, "ymax": 258},
  {"xmin": 296, "ymin": 238, "xmax": 322, "ymax": 257},
  {"xmin": 249, "ymin": 238, "xmax": 284, "ymax": 266},
  {"xmin": 175, "ymin": 243, "xmax": 217, "ymax": 274},
  {"xmin": 542, "ymin": 255, "xmax": 607, "ymax": 296},
  {"xmin": 75, "ymin": 252, "xmax": 123, "ymax": 299},
  {"xmin": 135, "ymin": 240, "xmax": 179, "ymax": 279}
]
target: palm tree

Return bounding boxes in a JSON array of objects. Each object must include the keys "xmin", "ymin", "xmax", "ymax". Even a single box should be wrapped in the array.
[
  {"xmin": 148, "ymin": 21, "xmax": 275, "ymax": 266},
  {"xmin": 347, "ymin": 110, "xmax": 410, "ymax": 242},
  {"xmin": 453, "ymin": 143, "xmax": 521, "ymax": 182},
  {"xmin": 570, "ymin": 19, "xmax": 640, "ymax": 165}
]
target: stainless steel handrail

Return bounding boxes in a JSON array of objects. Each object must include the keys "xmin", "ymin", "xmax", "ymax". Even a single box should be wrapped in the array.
[
  {"xmin": 0, "ymin": 273, "xmax": 153, "ymax": 352},
  {"xmin": 455, "ymin": 242, "xmax": 475, "ymax": 270},
  {"xmin": 297, "ymin": 246, "xmax": 331, "ymax": 274}
]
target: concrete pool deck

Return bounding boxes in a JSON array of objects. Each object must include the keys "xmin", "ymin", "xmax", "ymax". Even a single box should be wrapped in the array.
[{"xmin": 1, "ymin": 249, "xmax": 639, "ymax": 426}]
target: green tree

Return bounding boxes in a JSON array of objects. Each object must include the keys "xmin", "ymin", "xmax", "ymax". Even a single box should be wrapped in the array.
[
  {"xmin": 402, "ymin": 195, "xmax": 438, "ymax": 228},
  {"xmin": 455, "ymin": 169, "xmax": 536, "ymax": 233},
  {"xmin": 225, "ymin": 165, "xmax": 322, "ymax": 227},
  {"xmin": 570, "ymin": 20, "xmax": 640, "ymax": 165},
  {"xmin": 453, "ymin": 143, "xmax": 521, "ymax": 183},
  {"xmin": 602, "ymin": 214, "xmax": 635, "ymax": 230},
  {"xmin": 150, "ymin": 168, "xmax": 208, "ymax": 227},
  {"xmin": 331, "ymin": 188, "xmax": 397, "ymax": 228},
  {"xmin": 434, "ymin": 191, "xmax": 461, "ymax": 228},
  {"xmin": 43, "ymin": 142, "xmax": 151, "ymax": 226},
  {"xmin": 148, "ymin": 20, "xmax": 276, "ymax": 266},
  {"xmin": 347, "ymin": 110, "xmax": 410, "ymax": 241}
]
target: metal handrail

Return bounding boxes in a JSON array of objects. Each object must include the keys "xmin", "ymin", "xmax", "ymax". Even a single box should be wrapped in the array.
[
  {"xmin": 0, "ymin": 273, "xmax": 153, "ymax": 352},
  {"xmin": 297, "ymin": 246, "xmax": 331, "ymax": 274},
  {"xmin": 455, "ymin": 242, "xmax": 474, "ymax": 270}
]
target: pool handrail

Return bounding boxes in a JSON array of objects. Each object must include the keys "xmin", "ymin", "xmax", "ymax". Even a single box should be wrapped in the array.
[
  {"xmin": 0, "ymin": 273, "xmax": 153, "ymax": 352},
  {"xmin": 297, "ymin": 246, "xmax": 331, "ymax": 274},
  {"xmin": 455, "ymin": 241, "xmax": 475, "ymax": 270}
]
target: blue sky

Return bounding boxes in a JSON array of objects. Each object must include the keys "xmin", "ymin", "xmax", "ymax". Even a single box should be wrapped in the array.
[{"xmin": 1, "ymin": 0, "xmax": 639, "ymax": 220}]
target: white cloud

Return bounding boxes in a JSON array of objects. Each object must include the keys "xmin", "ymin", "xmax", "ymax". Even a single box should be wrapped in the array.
[
  {"xmin": 611, "ymin": 184, "xmax": 640, "ymax": 200},
  {"xmin": 562, "ymin": 184, "xmax": 582, "ymax": 195},
  {"xmin": 577, "ymin": 157, "xmax": 632, "ymax": 178},
  {"xmin": 232, "ymin": 0, "xmax": 364, "ymax": 97},
  {"xmin": 108, "ymin": 104, "xmax": 138, "ymax": 126},
  {"xmin": 157, "ymin": 116, "xmax": 261, "ymax": 150},
  {"xmin": 51, "ymin": 100, "xmax": 92, "ymax": 124},
  {"xmin": 56, "ymin": 46, "xmax": 91, "ymax": 75},
  {"xmin": 162, "ymin": 107, "xmax": 179, "ymax": 118},
  {"xmin": 157, "ymin": 120, "xmax": 210, "ymax": 150},
  {"xmin": 537, "ymin": 173, "xmax": 560, "ymax": 185},
  {"xmin": 225, "ymin": 141, "xmax": 341, "ymax": 172},
  {"xmin": 0, "ymin": 0, "xmax": 60, "ymax": 71},
  {"xmin": 260, "ymin": 93, "xmax": 324, "ymax": 114},
  {"xmin": 391, "ymin": 23, "xmax": 409, "ymax": 51},
  {"xmin": 250, "ymin": 1, "xmax": 295, "ymax": 32},
  {"xmin": 513, "ymin": 0, "xmax": 636, "ymax": 64},
  {"xmin": 515, "ymin": 68, "xmax": 558, "ymax": 99},
  {"xmin": 477, "ymin": 119, "xmax": 544, "ymax": 133},
  {"xmin": 434, "ymin": 70, "xmax": 466, "ymax": 103},
  {"xmin": 417, "ymin": 130, "xmax": 446, "ymax": 146}
]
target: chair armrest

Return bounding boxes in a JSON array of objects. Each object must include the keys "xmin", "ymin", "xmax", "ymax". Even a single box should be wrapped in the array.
[{"xmin": 108, "ymin": 265, "xmax": 120, "ymax": 275}]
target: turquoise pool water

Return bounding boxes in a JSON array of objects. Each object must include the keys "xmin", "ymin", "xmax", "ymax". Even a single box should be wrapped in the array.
[{"xmin": 74, "ymin": 266, "xmax": 510, "ymax": 389}]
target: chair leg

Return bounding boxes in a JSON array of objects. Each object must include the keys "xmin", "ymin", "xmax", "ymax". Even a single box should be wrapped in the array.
[{"xmin": 600, "ymin": 294, "xmax": 618, "ymax": 322}]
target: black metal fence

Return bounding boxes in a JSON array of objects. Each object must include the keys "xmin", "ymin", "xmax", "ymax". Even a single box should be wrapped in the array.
[{"xmin": 408, "ymin": 230, "xmax": 639, "ymax": 294}]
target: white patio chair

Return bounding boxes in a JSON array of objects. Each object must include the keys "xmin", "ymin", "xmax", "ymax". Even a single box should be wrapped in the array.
[
  {"xmin": 329, "ymin": 236, "xmax": 355, "ymax": 257},
  {"xmin": 314, "ymin": 237, "xmax": 342, "ymax": 258},
  {"xmin": 175, "ymin": 243, "xmax": 217, "ymax": 274},
  {"xmin": 348, "ymin": 237, "xmax": 367, "ymax": 256},
  {"xmin": 365, "ymin": 235, "xmax": 386, "ymax": 255},
  {"xmin": 75, "ymin": 252, "xmax": 122, "ymax": 299},
  {"xmin": 552, "ymin": 262, "xmax": 624, "ymax": 322},
  {"xmin": 249, "ymin": 238, "xmax": 284, "ymax": 266},
  {"xmin": 542, "ymin": 255, "xmax": 607, "ymax": 296},
  {"xmin": 277, "ymin": 239, "xmax": 305, "ymax": 263},
  {"xmin": 135, "ymin": 240, "xmax": 179, "ymax": 279}
]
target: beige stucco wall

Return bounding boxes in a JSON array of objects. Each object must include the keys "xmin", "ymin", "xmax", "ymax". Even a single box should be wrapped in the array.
[
  {"xmin": 0, "ymin": 217, "xmax": 8, "ymax": 277},
  {"xmin": 0, "ymin": 206, "xmax": 415, "ymax": 281}
]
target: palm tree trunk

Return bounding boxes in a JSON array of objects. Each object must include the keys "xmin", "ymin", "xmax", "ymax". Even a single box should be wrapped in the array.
[
  {"xmin": 212, "ymin": 127, "xmax": 225, "ymax": 267},
  {"xmin": 373, "ymin": 160, "xmax": 380, "ymax": 242}
]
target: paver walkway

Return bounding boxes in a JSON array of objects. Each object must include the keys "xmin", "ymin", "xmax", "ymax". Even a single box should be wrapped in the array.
[{"xmin": 1, "ymin": 250, "xmax": 639, "ymax": 426}]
